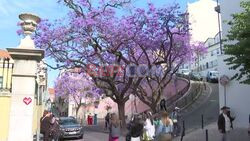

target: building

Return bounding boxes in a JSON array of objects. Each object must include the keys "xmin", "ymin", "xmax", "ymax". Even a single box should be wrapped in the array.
[
  {"xmin": 195, "ymin": 32, "xmax": 221, "ymax": 77},
  {"xmin": 187, "ymin": 0, "xmax": 219, "ymax": 42},
  {"xmin": 0, "ymin": 50, "xmax": 14, "ymax": 141},
  {"xmin": 217, "ymin": 0, "xmax": 250, "ymax": 128},
  {"xmin": 0, "ymin": 13, "xmax": 48, "ymax": 141},
  {"xmin": 180, "ymin": 0, "xmax": 220, "ymax": 72}
]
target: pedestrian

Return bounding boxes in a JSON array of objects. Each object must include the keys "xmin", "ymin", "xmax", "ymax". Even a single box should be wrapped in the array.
[
  {"xmin": 153, "ymin": 116, "xmax": 160, "ymax": 127},
  {"xmin": 129, "ymin": 114, "xmax": 144, "ymax": 141},
  {"xmin": 105, "ymin": 113, "xmax": 110, "ymax": 130},
  {"xmin": 109, "ymin": 113, "xmax": 121, "ymax": 141},
  {"xmin": 217, "ymin": 106, "xmax": 235, "ymax": 141},
  {"xmin": 40, "ymin": 110, "xmax": 48, "ymax": 135},
  {"xmin": 171, "ymin": 107, "xmax": 181, "ymax": 136},
  {"xmin": 40, "ymin": 110, "xmax": 53, "ymax": 141},
  {"xmin": 142, "ymin": 112, "xmax": 155, "ymax": 141},
  {"xmin": 155, "ymin": 112, "xmax": 173, "ymax": 140},
  {"xmin": 160, "ymin": 99, "xmax": 167, "ymax": 112},
  {"xmin": 50, "ymin": 115, "xmax": 60, "ymax": 141},
  {"xmin": 87, "ymin": 114, "xmax": 90, "ymax": 125}
]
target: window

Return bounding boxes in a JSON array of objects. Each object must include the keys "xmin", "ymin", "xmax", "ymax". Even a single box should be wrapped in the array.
[
  {"xmin": 0, "ymin": 76, "xmax": 3, "ymax": 88},
  {"xmin": 211, "ymin": 50, "xmax": 214, "ymax": 56},
  {"xmin": 210, "ymin": 61, "xmax": 214, "ymax": 68},
  {"xmin": 214, "ymin": 60, "xmax": 218, "ymax": 66},
  {"xmin": 217, "ymin": 49, "xmax": 220, "ymax": 55}
]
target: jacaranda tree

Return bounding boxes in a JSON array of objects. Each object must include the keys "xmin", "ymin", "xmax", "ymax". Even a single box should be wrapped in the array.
[
  {"xmin": 55, "ymin": 70, "xmax": 101, "ymax": 117},
  {"xmin": 32, "ymin": 0, "xmax": 202, "ymax": 125}
]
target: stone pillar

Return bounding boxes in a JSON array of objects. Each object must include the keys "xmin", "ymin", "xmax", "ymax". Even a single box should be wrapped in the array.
[{"xmin": 7, "ymin": 13, "xmax": 44, "ymax": 141}]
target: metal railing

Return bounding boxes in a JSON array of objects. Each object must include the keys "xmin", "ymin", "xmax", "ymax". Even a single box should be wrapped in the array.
[
  {"xmin": 166, "ymin": 78, "xmax": 191, "ymax": 107},
  {"xmin": 168, "ymin": 81, "xmax": 202, "ymax": 112}
]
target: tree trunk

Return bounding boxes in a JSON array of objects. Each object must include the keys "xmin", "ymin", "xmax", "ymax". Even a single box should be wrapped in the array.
[
  {"xmin": 117, "ymin": 101, "xmax": 126, "ymax": 128},
  {"xmin": 150, "ymin": 103, "xmax": 158, "ymax": 114},
  {"xmin": 76, "ymin": 105, "xmax": 81, "ymax": 121}
]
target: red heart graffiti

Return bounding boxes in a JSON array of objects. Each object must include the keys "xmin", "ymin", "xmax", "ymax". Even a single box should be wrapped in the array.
[{"xmin": 23, "ymin": 97, "xmax": 32, "ymax": 105}]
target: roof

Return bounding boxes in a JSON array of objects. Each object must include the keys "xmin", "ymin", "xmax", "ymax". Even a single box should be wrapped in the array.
[
  {"xmin": 48, "ymin": 88, "xmax": 55, "ymax": 102},
  {"xmin": 48, "ymin": 88, "xmax": 55, "ymax": 95},
  {"xmin": 0, "ymin": 50, "xmax": 11, "ymax": 59}
]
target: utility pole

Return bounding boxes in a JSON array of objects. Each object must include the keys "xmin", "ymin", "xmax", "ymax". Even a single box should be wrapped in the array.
[{"xmin": 215, "ymin": 0, "xmax": 223, "ymax": 54}]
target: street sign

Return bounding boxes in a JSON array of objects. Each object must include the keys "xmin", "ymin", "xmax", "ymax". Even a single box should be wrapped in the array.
[{"xmin": 220, "ymin": 75, "xmax": 230, "ymax": 86}]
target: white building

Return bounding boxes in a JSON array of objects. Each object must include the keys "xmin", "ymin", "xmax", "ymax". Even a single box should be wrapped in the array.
[
  {"xmin": 218, "ymin": 0, "xmax": 250, "ymax": 128},
  {"xmin": 187, "ymin": 0, "xmax": 219, "ymax": 42},
  {"xmin": 196, "ymin": 32, "xmax": 221, "ymax": 77},
  {"xmin": 181, "ymin": 0, "xmax": 219, "ymax": 71}
]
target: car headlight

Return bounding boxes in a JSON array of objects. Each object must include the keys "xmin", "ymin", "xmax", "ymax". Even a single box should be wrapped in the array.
[
  {"xmin": 77, "ymin": 127, "xmax": 83, "ymax": 130},
  {"xmin": 60, "ymin": 127, "xmax": 65, "ymax": 131}
]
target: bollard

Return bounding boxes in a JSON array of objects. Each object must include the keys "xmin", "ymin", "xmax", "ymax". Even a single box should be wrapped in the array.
[
  {"xmin": 248, "ymin": 114, "xmax": 250, "ymax": 134},
  {"xmin": 205, "ymin": 129, "xmax": 208, "ymax": 141},
  {"xmin": 249, "ymin": 114, "xmax": 250, "ymax": 123},
  {"xmin": 180, "ymin": 120, "xmax": 185, "ymax": 141},
  {"xmin": 202, "ymin": 114, "xmax": 204, "ymax": 129},
  {"xmin": 182, "ymin": 120, "xmax": 185, "ymax": 136}
]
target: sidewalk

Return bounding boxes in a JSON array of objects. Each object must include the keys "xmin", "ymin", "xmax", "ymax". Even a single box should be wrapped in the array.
[{"xmin": 174, "ymin": 122, "xmax": 250, "ymax": 141}]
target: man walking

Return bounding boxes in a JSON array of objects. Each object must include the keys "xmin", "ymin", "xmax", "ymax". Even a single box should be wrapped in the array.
[
  {"xmin": 171, "ymin": 107, "xmax": 180, "ymax": 137},
  {"xmin": 217, "ymin": 106, "xmax": 235, "ymax": 141},
  {"xmin": 105, "ymin": 113, "xmax": 110, "ymax": 130}
]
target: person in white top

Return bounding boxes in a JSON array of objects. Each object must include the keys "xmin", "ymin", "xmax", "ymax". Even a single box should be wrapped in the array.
[{"xmin": 143, "ymin": 112, "xmax": 155, "ymax": 140}]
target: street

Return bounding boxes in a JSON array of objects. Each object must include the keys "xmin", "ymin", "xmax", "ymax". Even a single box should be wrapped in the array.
[
  {"xmin": 65, "ymin": 131, "xmax": 125, "ymax": 141},
  {"xmin": 65, "ymin": 83, "xmax": 219, "ymax": 141},
  {"xmin": 182, "ymin": 83, "xmax": 219, "ymax": 131}
]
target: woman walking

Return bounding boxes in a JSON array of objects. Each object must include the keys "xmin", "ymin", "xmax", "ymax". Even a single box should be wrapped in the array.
[
  {"xmin": 40, "ymin": 110, "xmax": 53, "ymax": 141},
  {"xmin": 155, "ymin": 112, "xmax": 173, "ymax": 141},
  {"xmin": 109, "ymin": 113, "xmax": 121, "ymax": 141},
  {"xmin": 50, "ymin": 115, "xmax": 60, "ymax": 141}
]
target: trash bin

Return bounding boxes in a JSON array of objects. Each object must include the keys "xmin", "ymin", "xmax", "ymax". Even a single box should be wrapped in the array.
[{"xmin": 94, "ymin": 114, "xmax": 97, "ymax": 125}]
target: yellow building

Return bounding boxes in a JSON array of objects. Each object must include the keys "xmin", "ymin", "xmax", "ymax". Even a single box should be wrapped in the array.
[
  {"xmin": 0, "ymin": 50, "xmax": 14, "ymax": 141},
  {"xmin": 0, "ymin": 49, "xmax": 47, "ymax": 140}
]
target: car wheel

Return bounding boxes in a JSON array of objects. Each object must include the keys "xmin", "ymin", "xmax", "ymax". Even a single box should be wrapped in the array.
[{"xmin": 79, "ymin": 134, "xmax": 83, "ymax": 139}]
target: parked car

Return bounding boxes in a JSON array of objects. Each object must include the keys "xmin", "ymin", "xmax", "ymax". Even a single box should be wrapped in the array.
[
  {"xmin": 207, "ymin": 71, "xmax": 219, "ymax": 83},
  {"xmin": 59, "ymin": 117, "xmax": 84, "ymax": 140},
  {"xmin": 190, "ymin": 72, "xmax": 202, "ymax": 81},
  {"xmin": 180, "ymin": 69, "xmax": 191, "ymax": 76}
]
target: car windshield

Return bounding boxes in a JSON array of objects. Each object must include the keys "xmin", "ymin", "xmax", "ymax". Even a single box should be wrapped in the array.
[
  {"xmin": 213, "ymin": 72, "xmax": 219, "ymax": 76},
  {"xmin": 60, "ymin": 118, "xmax": 78, "ymax": 125}
]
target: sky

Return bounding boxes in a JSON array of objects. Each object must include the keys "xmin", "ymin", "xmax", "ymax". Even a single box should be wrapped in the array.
[{"xmin": 0, "ymin": 0, "xmax": 197, "ymax": 87}]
